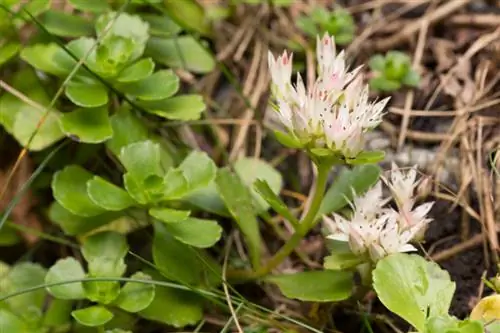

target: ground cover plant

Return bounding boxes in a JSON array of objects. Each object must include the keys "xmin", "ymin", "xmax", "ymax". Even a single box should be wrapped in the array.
[{"xmin": 0, "ymin": 1, "xmax": 499, "ymax": 333}]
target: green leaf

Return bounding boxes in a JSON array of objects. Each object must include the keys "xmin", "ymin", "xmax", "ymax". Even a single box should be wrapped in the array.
[
  {"xmin": 183, "ymin": 181, "xmax": 229, "ymax": 216},
  {"xmin": 161, "ymin": 218, "xmax": 222, "ymax": 248},
  {"xmin": 0, "ymin": 310, "xmax": 28, "ymax": 333},
  {"xmin": 373, "ymin": 253, "xmax": 456, "ymax": 332},
  {"xmin": 296, "ymin": 16, "xmax": 317, "ymax": 37},
  {"xmin": 116, "ymin": 58, "xmax": 155, "ymax": 83},
  {"xmin": 114, "ymin": 272, "xmax": 155, "ymax": 313},
  {"xmin": 273, "ymin": 130, "xmax": 304, "ymax": 149},
  {"xmin": 162, "ymin": 169, "xmax": 189, "ymax": 199},
  {"xmin": 71, "ymin": 306, "xmax": 114, "ymax": 327},
  {"xmin": 68, "ymin": 0, "xmax": 110, "ymax": 12},
  {"xmin": 20, "ymin": 43, "xmax": 68, "ymax": 76},
  {"xmin": 369, "ymin": 76, "xmax": 401, "ymax": 92},
  {"xmin": 119, "ymin": 140, "xmax": 163, "ymax": 181},
  {"xmin": 53, "ymin": 37, "xmax": 97, "ymax": 76},
  {"xmin": 323, "ymin": 252, "xmax": 365, "ymax": 270},
  {"xmin": 254, "ymin": 179, "xmax": 299, "ymax": 226},
  {"xmin": 141, "ymin": 14, "xmax": 181, "ymax": 37},
  {"xmin": 179, "ymin": 150, "xmax": 217, "ymax": 192},
  {"xmin": 266, "ymin": 270, "xmax": 353, "ymax": 302},
  {"xmin": 426, "ymin": 316, "xmax": 484, "ymax": 333},
  {"xmin": 41, "ymin": 10, "xmax": 93, "ymax": 37},
  {"xmin": 106, "ymin": 108, "xmax": 149, "ymax": 156},
  {"xmin": 153, "ymin": 223, "xmax": 221, "ymax": 286},
  {"xmin": 45, "ymin": 257, "xmax": 86, "ymax": 300},
  {"xmin": 146, "ymin": 36, "xmax": 215, "ymax": 73},
  {"xmin": 60, "ymin": 106, "xmax": 113, "ymax": 143},
  {"xmin": 52, "ymin": 165, "xmax": 107, "ymax": 217},
  {"xmin": 368, "ymin": 54, "xmax": 386, "ymax": 72},
  {"xmin": 318, "ymin": 165, "xmax": 381, "ymax": 217},
  {"xmin": 139, "ymin": 279, "xmax": 203, "ymax": 327},
  {"xmin": 402, "ymin": 70, "xmax": 421, "ymax": 87},
  {"xmin": 95, "ymin": 12, "xmax": 149, "ymax": 60},
  {"xmin": 346, "ymin": 150, "xmax": 385, "ymax": 165},
  {"xmin": 87, "ymin": 176, "xmax": 136, "ymax": 211},
  {"xmin": 0, "ymin": 41, "xmax": 20, "ymax": 67},
  {"xmin": 161, "ymin": 0, "xmax": 212, "ymax": 36},
  {"xmin": 82, "ymin": 231, "xmax": 128, "ymax": 277},
  {"xmin": 148, "ymin": 207, "xmax": 191, "ymax": 223},
  {"xmin": 234, "ymin": 157, "xmax": 282, "ymax": 212},
  {"xmin": 65, "ymin": 81, "xmax": 109, "ymax": 108},
  {"xmin": 216, "ymin": 168, "xmax": 261, "ymax": 269},
  {"xmin": 0, "ymin": 69, "xmax": 64, "ymax": 150},
  {"xmin": 140, "ymin": 94, "xmax": 206, "ymax": 120},
  {"xmin": 0, "ymin": 262, "xmax": 46, "ymax": 323},
  {"xmin": 49, "ymin": 202, "xmax": 121, "ymax": 236},
  {"xmin": 82, "ymin": 280, "xmax": 120, "ymax": 304},
  {"xmin": 117, "ymin": 70, "xmax": 179, "ymax": 101}
]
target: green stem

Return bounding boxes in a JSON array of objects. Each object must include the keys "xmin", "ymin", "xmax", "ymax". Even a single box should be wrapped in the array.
[{"xmin": 251, "ymin": 162, "xmax": 331, "ymax": 278}]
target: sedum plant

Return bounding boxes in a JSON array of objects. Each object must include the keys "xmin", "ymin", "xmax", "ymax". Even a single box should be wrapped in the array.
[
  {"xmin": 369, "ymin": 50, "xmax": 421, "ymax": 92},
  {"xmin": 297, "ymin": 7, "xmax": 355, "ymax": 45}
]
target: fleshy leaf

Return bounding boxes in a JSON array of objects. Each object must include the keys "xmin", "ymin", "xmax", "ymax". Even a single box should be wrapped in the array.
[
  {"xmin": 266, "ymin": 270, "xmax": 353, "ymax": 302},
  {"xmin": 216, "ymin": 168, "xmax": 261, "ymax": 269},
  {"xmin": 60, "ymin": 106, "xmax": 113, "ymax": 143},
  {"xmin": 152, "ymin": 223, "xmax": 221, "ymax": 286},
  {"xmin": 146, "ymin": 36, "xmax": 215, "ymax": 73},
  {"xmin": 87, "ymin": 176, "xmax": 136, "ymax": 211},
  {"xmin": 162, "ymin": 218, "xmax": 222, "ymax": 248},
  {"xmin": 179, "ymin": 150, "xmax": 216, "ymax": 193},
  {"xmin": 119, "ymin": 140, "xmax": 163, "ymax": 181},
  {"xmin": 68, "ymin": 0, "xmax": 110, "ymax": 12},
  {"xmin": 148, "ymin": 207, "xmax": 191, "ymax": 223},
  {"xmin": 71, "ymin": 306, "xmax": 113, "ymax": 327},
  {"xmin": 254, "ymin": 179, "xmax": 299, "ymax": 226},
  {"xmin": 273, "ymin": 130, "xmax": 304, "ymax": 149},
  {"xmin": 346, "ymin": 150, "xmax": 385, "ymax": 165},
  {"xmin": 82, "ymin": 231, "xmax": 128, "ymax": 278},
  {"xmin": 117, "ymin": 69, "xmax": 179, "ymax": 101},
  {"xmin": 65, "ymin": 81, "xmax": 109, "ymax": 108},
  {"xmin": 41, "ymin": 10, "xmax": 93, "ymax": 37},
  {"xmin": 106, "ymin": 108, "xmax": 149, "ymax": 156},
  {"xmin": 116, "ymin": 58, "xmax": 155, "ymax": 83},
  {"xmin": 140, "ymin": 95, "xmax": 206, "ymax": 120},
  {"xmin": 373, "ymin": 253, "xmax": 455, "ymax": 332},
  {"xmin": 52, "ymin": 165, "xmax": 107, "ymax": 217},
  {"xmin": 20, "ymin": 43, "xmax": 69, "ymax": 76},
  {"xmin": 161, "ymin": 1, "xmax": 212, "ymax": 36},
  {"xmin": 114, "ymin": 272, "xmax": 155, "ymax": 313},
  {"xmin": 323, "ymin": 252, "xmax": 365, "ymax": 270},
  {"xmin": 45, "ymin": 257, "xmax": 86, "ymax": 300}
]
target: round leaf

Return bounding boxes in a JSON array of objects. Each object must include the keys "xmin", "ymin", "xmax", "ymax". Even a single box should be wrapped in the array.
[
  {"xmin": 114, "ymin": 272, "xmax": 155, "ymax": 313},
  {"xmin": 161, "ymin": 0, "xmax": 212, "ymax": 36},
  {"xmin": 162, "ymin": 218, "xmax": 222, "ymax": 248},
  {"xmin": 65, "ymin": 81, "xmax": 109, "ymax": 108},
  {"xmin": 140, "ymin": 94, "xmax": 206, "ymax": 120},
  {"xmin": 0, "ymin": 41, "xmax": 20, "ymax": 67},
  {"xmin": 60, "ymin": 106, "xmax": 113, "ymax": 143},
  {"xmin": 45, "ymin": 257, "xmax": 86, "ymax": 300},
  {"xmin": 119, "ymin": 140, "xmax": 163, "ymax": 181},
  {"xmin": 266, "ymin": 270, "xmax": 353, "ymax": 302},
  {"xmin": 41, "ymin": 10, "xmax": 93, "ymax": 37},
  {"xmin": 146, "ymin": 36, "xmax": 215, "ymax": 73},
  {"xmin": 116, "ymin": 58, "xmax": 155, "ymax": 83},
  {"xmin": 71, "ymin": 306, "xmax": 113, "ymax": 327},
  {"xmin": 87, "ymin": 176, "xmax": 136, "ymax": 211},
  {"xmin": 83, "ymin": 281, "xmax": 120, "ymax": 304},
  {"xmin": 82, "ymin": 231, "xmax": 128, "ymax": 277},
  {"xmin": 20, "ymin": 43, "xmax": 68, "ymax": 76},
  {"xmin": 117, "ymin": 69, "xmax": 179, "ymax": 101},
  {"xmin": 0, "ymin": 310, "xmax": 29, "ymax": 333},
  {"xmin": 148, "ymin": 208, "xmax": 191, "ymax": 223},
  {"xmin": 52, "ymin": 165, "xmax": 106, "ymax": 217}
]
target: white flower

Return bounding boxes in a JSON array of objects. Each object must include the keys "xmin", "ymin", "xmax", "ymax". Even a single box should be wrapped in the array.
[
  {"xmin": 324, "ymin": 164, "xmax": 434, "ymax": 262},
  {"xmin": 385, "ymin": 164, "xmax": 434, "ymax": 229},
  {"xmin": 267, "ymin": 33, "xmax": 389, "ymax": 157}
]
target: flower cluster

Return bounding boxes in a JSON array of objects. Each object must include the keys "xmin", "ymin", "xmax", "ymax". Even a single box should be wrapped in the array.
[
  {"xmin": 268, "ymin": 33, "xmax": 390, "ymax": 158},
  {"xmin": 325, "ymin": 164, "xmax": 434, "ymax": 262}
]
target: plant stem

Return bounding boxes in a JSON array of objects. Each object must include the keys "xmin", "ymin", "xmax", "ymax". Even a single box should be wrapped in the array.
[{"xmin": 251, "ymin": 162, "xmax": 331, "ymax": 278}]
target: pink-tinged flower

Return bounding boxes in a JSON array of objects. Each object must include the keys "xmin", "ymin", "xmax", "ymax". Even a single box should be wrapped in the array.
[
  {"xmin": 324, "ymin": 164, "xmax": 434, "ymax": 262},
  {"xmin": 384, "ymin": 164, "xmax": 434, "ymax": 229},
  {"xmin": 268, "ymin": 33, "xmax": 388, "ymax": 157}
]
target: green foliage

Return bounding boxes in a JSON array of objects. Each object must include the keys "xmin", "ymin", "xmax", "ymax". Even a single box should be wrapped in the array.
[
  {"xmin": 369, "ymin": 51, "xmax": 421, "ymax": 92},
  {"xmin": 297, "ymin": 7, "xmax": 355, "ymax": 45},
  {"xmin": 373, "ymin": 253, "xmax": 483, "ymax": 333},
  {"xmin": 266, "ymin": 270, "xmax": 353, "ymax": 302}
]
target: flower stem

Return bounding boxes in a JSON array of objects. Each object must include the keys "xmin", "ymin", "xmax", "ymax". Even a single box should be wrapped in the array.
[{"xmin": 250, "ymin": 162, "xmax": 331, "ymax": 278}]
